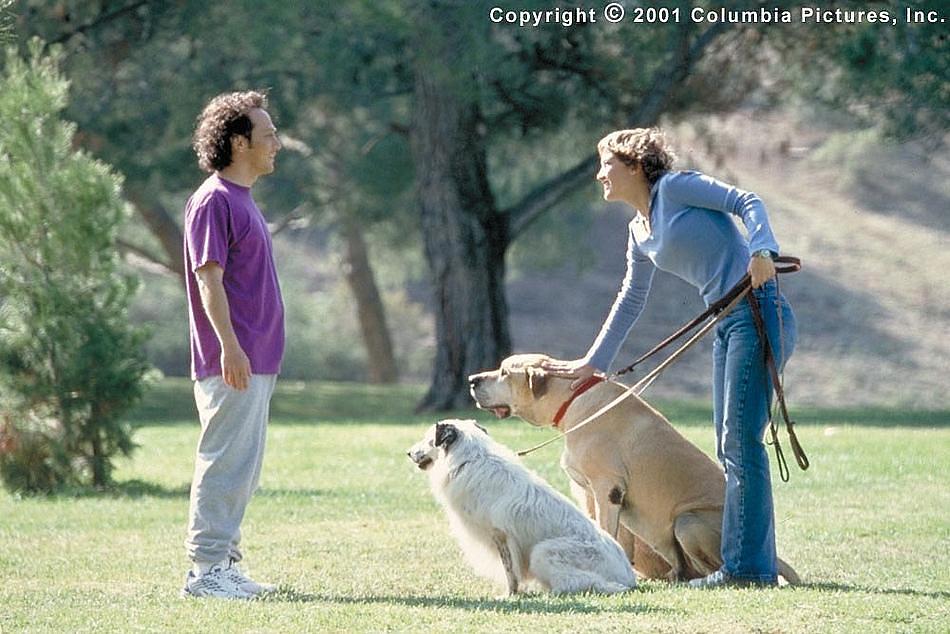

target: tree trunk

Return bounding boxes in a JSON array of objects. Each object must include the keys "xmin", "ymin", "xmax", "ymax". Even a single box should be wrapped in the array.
[
  {"xmin": 89, "ymin": 430, "xmax": 108, "ymax": 488},
  {"xmin": 410, "ymin": 64, "xmax": 510, "ymax": 411},
  {"xmin": 339, "ymin": 214, "xmax": 398, "ymax": 384},
  {"xmin": 404, "ymin": 12, "xmax": 728, "ymax": 411}
]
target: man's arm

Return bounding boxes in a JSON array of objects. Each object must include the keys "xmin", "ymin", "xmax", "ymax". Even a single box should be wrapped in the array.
[{"xmin": 195, "ymin": 262, "xmax": 251, "ymax": 390}]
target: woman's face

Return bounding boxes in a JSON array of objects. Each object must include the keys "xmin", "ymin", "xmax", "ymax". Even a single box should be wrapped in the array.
[{"xmin": 596, "ymin": 151, "xmax": 638, "ymax": 202}]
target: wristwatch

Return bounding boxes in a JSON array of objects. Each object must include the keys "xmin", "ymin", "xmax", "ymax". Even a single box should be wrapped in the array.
[{"xmin": 752, "ymin": 249, "xmax": 775, "ymax": 260}]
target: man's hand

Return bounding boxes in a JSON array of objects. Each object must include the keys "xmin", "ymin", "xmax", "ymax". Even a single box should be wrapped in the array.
[{"xmin": 221, "ymin": 342, "xmax": 251, "ymax": 391}]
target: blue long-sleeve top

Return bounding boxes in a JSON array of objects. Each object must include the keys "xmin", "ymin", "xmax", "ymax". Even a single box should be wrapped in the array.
[{"xmin": 583, "ymin": 170, "xmax": 780, "ymax": 372}]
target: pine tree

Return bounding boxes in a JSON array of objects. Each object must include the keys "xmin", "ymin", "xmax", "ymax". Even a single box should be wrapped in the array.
[{"xmin": 0, "ymin": 39, "xmax": 150, "ymax": 492}]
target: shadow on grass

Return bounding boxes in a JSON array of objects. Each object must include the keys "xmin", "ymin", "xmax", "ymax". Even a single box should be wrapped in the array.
[
  {"xmin": 62, "ymin": 482, "xmax": 337, "ymax": 501},
  {"xmin": 800, "ymin": 581, "xmax": 950, "ymax": 601},
  {"xmin": 28, "ymin": 479, "xmax": 411, "ymax": 501},
  {"xmin": 261, "ymin": 588, "xmax": 676, "ymax": 615},
  {"xmin": 57, "ymin": 479, "xmax": 190, "ymax": 499},
  {"xmin": 255, "ymin": 488, "xmax": 333, "ymax": 499},
  {"xmin": 262, "ymin": 582, "xmax": 948, "ymax": 610}
]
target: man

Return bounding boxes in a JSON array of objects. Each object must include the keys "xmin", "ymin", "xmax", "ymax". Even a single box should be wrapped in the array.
[{"xmin": 180, "ymin": 91, "xmax": 284, "ymax": 599}]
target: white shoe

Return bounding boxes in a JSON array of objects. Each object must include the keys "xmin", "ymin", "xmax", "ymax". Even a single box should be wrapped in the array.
[
  {"xmin": 221, "ymin": 560, "xmax": 277, "ymax": 596},
  {"xmin": 180, "ymin": 564, "xmax": 254, "ymax": 599}
]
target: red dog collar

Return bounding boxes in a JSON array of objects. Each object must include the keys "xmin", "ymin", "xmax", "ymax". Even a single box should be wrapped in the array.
[{"xmin": 552, "ymin": 376, "xmax": 605, "ymax": 428}]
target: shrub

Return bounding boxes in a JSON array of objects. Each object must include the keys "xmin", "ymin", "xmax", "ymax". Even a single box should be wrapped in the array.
[{"xmin": 0, "ymin": 40, "xmax": 150, "ymax": 493}]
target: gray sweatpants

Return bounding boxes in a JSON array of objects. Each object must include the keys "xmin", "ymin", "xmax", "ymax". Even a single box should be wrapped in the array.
[{"xmin": 185, "ymin": 374, "xmax": 277, "ymax": 565}]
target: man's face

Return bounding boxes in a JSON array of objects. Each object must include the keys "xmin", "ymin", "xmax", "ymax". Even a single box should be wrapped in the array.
[{"xmin": 242, "ymin": 108, "xmax": 281, "ymax": 176}]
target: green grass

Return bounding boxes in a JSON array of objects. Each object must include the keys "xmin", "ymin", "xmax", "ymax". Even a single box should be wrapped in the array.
[{"xmin": 2, "ymin": 378, "xmax": 948, "ymax": 633}]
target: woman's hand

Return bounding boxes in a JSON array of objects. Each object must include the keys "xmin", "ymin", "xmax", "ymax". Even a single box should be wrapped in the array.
[
  {"xmin": 748, "ymin": 254, "xmax": 777, "ymax": 288},
  {"xmin": 541, "ymin": 358, "xmax": 599, "ymax": 390}
]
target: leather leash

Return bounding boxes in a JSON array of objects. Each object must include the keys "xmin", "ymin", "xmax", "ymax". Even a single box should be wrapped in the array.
[{"xmin": 747, "ymin": 279, "xmax": 810, "ymax": 482}]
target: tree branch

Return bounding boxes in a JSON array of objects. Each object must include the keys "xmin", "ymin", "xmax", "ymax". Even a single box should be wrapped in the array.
[
  {"xmin": 116, "ymin": 238, "xmax": 177, "ymax": 276},
  {"xmin": 125, "ymin": 189, "xmax": 185, "ymax": 280},
  {"xmin": 47, "ymin": 0, "xmax": 153, "ymax": 47},
  {"xmin": 268, "ymin": 203, "xmax": 313, "ymax": 236},
  {"xmin": 506, "ymin": 22, "xmax": 733, "ymax": 240}
]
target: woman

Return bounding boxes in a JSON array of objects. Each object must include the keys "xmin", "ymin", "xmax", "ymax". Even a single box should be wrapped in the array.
[{"xmin": 543, "ymin": 128, "xmax": 797, "ymax": 587}]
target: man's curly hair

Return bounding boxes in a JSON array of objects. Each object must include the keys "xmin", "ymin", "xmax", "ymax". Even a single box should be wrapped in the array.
[
  {"xmin": 597, "ymin": 128, "xmax": 677, "ymax": 187},
  {"xmin": 192, "ymin": 90, "xmax": 268, "ymax": 173}
]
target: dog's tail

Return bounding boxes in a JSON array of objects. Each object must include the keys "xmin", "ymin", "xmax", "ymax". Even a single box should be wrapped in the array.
[{"xmin": 777, "ymin": 557, "xmax": 801, "ymax": 586}]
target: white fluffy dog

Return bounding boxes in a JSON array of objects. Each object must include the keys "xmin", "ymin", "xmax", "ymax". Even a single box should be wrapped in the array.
[{"xmin": 407, "ymin": 419, "xmax": 636, "ymax": 595}]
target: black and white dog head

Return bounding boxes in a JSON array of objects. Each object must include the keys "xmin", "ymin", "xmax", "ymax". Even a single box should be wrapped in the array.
[{"xmin": 407, "ymin": 419, "xmax": 488, "ymax": 470}]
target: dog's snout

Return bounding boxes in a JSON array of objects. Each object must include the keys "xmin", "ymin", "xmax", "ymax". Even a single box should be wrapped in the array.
[{"xmin": 468, "ymin": 372, "xmax": 487, "ymax": 387}]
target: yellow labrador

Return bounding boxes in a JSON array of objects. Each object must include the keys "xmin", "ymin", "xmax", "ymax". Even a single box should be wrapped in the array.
[{"xmin": 469, "ymin": 353, "xmax": 800, "ymax": 584}]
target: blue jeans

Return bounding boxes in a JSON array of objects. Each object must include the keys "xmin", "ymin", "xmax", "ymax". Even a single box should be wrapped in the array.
[{"xmin": 712, "ymin": 280, "xmax": 797, "ymax": 582}]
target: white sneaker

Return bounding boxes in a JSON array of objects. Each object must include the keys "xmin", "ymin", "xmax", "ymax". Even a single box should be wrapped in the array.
[
  {"xmin": 180, "ymin": 564, "xmax": 254, "ymax": 599},
  {"xmin": 221, "ymin": 560, "xmax": 277, "ymax": 596}
]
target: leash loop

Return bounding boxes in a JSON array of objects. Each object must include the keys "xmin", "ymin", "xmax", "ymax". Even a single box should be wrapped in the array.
[
  {"xmin": 766, "ymin": 421, "xmax": 790, "ymax": 483},
  {"xmin": 789, "ymin": 424, "xmax": 810, "ymax": 471}
]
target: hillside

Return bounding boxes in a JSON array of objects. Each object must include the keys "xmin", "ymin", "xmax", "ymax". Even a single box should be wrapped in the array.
[{"xmin": 507, "ymin": 110, "xmax": 950, "ymax": 409}]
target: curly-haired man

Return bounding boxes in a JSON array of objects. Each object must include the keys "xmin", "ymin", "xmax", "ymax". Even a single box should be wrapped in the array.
[{"xmin": 180, "ymin": 91, "xmax": 284, "ymax": 599}]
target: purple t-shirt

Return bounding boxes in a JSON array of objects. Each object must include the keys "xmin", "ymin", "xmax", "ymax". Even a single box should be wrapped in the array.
[{"xmin": 183, "ymin": 174, "xmax": 285, "ymax": 380}]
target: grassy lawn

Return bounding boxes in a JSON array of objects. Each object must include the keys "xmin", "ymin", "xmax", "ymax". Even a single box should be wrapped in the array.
[{"xmin": 1, "ymin": 378, "xmax": 948, "ymax": 633}]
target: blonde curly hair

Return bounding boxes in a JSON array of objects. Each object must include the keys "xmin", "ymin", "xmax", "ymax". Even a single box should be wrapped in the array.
[
  {"xmin": 192, "ymin": 90, "xmax": 268, "ymax": 173},
  {"xmin": 597, "ymin": 128, "xmax": 676, "ymax": 186}
]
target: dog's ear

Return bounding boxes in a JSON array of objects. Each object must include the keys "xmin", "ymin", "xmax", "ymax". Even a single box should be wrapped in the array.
[
  {"xmin": 526, "ymin": 368, "xmax": 549, "ymax": 399},
  {"xmin": 434, "ymin": 422, "xmax": 459, "ymax": 449}
]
